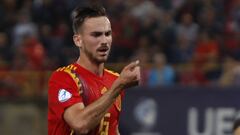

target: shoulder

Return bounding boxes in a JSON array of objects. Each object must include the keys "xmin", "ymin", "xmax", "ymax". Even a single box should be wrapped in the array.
[
  {"xmin": 49, "ymin": 64, "xmax": 81, "ymax": 89},
  {"xmin": 104, "ymin": 69, "xmax": 120, "ymax": 78}
]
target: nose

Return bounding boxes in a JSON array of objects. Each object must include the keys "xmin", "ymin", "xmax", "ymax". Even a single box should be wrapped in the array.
[{"xmin": 101, "ymin": 35, "xmax": 108, "ymax": 45}]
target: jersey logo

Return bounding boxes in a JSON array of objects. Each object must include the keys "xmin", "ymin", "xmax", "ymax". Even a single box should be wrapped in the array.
[{"xmin": 58, "ymin": 89, "xmax": 72, "ymax": 102}]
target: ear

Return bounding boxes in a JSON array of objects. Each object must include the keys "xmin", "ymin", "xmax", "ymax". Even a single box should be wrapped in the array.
[{"xmin": 73, "ymin": 35, "xmax": 82, "ymax": 48}]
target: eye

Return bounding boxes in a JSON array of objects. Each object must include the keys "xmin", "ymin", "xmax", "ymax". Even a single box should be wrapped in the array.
[
  {"xmin": 91, "ymin": 32, "xmax": 103, "ymax": 37},
  {"xmin": 105, "ymin": 31, "xmax": 112, "ymax": 37}
]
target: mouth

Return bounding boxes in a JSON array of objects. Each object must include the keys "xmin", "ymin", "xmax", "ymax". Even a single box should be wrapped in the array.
[{"xmin": 97, "ymin": 46, "xmax": 109, "ymax": 55}]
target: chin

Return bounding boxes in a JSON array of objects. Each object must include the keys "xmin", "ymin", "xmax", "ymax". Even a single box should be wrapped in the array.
[
  {"xmin": 98, "ymin": 54, "xmax": 109, "ymax": 61},
  {"xmin": 98, "ymin": 58, "xmax": 108, "ymax": 63},
  {"xmin": 95, "ymin": 57, "xmax": 108, "ymax": 64}
]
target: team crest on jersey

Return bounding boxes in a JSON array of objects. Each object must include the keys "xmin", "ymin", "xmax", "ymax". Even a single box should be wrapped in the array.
[{"xmin": 58, "ymin": 89, "xmax": 72, "ymax": 102}]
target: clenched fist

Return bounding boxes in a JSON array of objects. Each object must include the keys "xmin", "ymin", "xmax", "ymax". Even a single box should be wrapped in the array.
[{"xmin": 116, "ymin": 60, "xmax": 141, "ymax": 89}]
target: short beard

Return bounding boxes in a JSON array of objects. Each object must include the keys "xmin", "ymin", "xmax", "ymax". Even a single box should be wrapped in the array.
[{"xmin": 84, "ymin": 47, "xmax": 108, "ymax": 64}]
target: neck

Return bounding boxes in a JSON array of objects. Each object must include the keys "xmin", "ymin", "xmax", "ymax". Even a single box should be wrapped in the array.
[{"xmin": 76, "ymin": 57, "xmax": 104, "ymax": 77}]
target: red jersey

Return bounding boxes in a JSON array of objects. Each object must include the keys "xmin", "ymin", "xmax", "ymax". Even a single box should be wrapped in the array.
[{"xmin": 48, "ymin": 63, "xmax": 123, "ymax": 135}]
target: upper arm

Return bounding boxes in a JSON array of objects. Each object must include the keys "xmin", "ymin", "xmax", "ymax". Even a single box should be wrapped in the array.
[
  {"xmin": 63, "ymin": 102, "xmax": 85, "ymax": 129},
  {"xmin": 48, "ymin": 71, "xmax": 83, "ymax": 121}
]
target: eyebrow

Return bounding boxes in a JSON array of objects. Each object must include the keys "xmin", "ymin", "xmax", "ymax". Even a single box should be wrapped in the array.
[{"xmin": 90, "ymin": 30, "xmax": 112, "ymax": 35}]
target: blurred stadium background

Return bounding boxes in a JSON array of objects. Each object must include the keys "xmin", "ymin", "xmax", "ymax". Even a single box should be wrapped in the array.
[{"xmin": 0, "ymin": 0, "xmax": 239, "ymax": 135}]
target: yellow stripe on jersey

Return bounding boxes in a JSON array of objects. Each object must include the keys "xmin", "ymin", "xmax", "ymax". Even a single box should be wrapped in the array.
[
  {"xmin": 104, "ymin": 69, "xmax": 120, "ymax": 77},
  {"xmin": 56, "ymin": 67, "xmax": 64, "ymax": 72},
  {"xmin": 56, "ymin": 64, "xmax": 82, "ymax": 94}
]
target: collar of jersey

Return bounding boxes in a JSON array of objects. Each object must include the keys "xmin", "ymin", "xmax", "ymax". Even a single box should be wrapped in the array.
[{"xmin": 73, "ymin": 63, "xmax": 106, "ymax": 80}]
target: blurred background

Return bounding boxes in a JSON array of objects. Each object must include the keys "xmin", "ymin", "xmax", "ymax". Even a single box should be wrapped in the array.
[{"xmin": 0, "ymin": 0, "xmax": 239, "ymax": 135}]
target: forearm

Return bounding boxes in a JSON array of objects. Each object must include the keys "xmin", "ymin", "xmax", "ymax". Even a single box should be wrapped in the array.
[
  {"xmin": 73, "ymin": 79, "xmax": 124, "ymax": 133},
  {"xmin": 65, "ymin": 61, "xmax": 140, "ymax": 134}
]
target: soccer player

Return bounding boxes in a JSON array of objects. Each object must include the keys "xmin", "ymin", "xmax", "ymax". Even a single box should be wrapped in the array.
[{"xmin": 48, "ymin": 5, "xmax": 140, "ymax": 135}]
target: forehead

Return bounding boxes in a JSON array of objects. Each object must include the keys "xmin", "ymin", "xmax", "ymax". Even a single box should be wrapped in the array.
[{"xmin": 82, "ymin": 16, "xmax": 111, "ymax": 33}]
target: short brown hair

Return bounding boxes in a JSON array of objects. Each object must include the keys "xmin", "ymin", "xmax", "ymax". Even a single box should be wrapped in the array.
[{"xmin": 71, "ymin": 5, "xmax": 107, "ymax": 34}]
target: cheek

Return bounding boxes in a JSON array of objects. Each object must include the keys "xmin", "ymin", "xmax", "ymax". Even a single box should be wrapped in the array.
[
  {"xmin": 84, "ymin": 38, "xmax": 98, "ymax": 50},
  {"xmin": 108, "ymin": 37, "xmax": 113, "ymax": 44},
  {"xmin": 86, "ymin": 44, "xmax": 97, "ymax": 53}
]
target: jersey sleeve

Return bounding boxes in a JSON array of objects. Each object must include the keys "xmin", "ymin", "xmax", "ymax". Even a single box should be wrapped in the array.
[{"xmin": 48, "ymin": 70, "xmax": 83, "ymax": 112}]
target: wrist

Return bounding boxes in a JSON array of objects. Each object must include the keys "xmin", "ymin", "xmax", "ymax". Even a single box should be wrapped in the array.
[
  {"xmin": 109, "ymin": 78, "xmax": 124, "ymax": 98},
  {"xmin": 114, "ymin": 77, "xmax": 126, "ymax": 90}
]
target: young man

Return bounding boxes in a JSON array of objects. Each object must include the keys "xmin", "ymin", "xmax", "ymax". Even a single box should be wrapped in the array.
[{"xmin": 48, "ymin": 5, "xmax": 140, "ymax": 135}]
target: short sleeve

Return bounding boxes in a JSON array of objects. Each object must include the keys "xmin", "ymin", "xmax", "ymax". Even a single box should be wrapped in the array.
[{"xmin": 48, "ymin": 71, "xmax": 83, "ymax": 117}]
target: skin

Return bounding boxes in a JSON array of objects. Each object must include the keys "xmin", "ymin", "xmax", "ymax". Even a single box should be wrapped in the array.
[
  {"xmin": 64, "ymin": 16, "xmax": 140, "ymax": 134},
  {"xmin": 74, "ymin": 16, "xmax": 113, "ymax": 75},
  {"xmin": 234, "ymin": 127, "xmax": 240, "ymax": 135}
]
